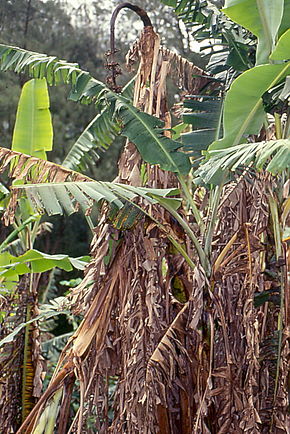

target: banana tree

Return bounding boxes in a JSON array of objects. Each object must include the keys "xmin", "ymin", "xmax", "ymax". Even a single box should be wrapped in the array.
[
  {"xmin": 0, "ymin": 77, "xmax": 93, "ymax": 432},
  {"xmin": 0, "ymin": 7, "xmax": 213, "ymax": 432},
  {"xmin": 0, "ymin": 1, "xmax": 289, "ymax": 433}
]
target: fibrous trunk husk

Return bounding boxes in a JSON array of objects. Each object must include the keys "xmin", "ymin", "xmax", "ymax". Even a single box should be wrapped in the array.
[
  {"xmin": 68, "ymin": 27, "xmax": 212, "ymax": 433},
  {"xmin": 0, "ymin": 275, "xmax": 45, "ymax": 433}
]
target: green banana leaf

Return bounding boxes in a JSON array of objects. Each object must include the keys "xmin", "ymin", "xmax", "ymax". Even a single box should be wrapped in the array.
[
  {"xmin": 62, "ymin": 77, "xmax": 135, "ymax": 171},
  {"xmin": 0, "ymin": 249, "xmax": 90, "ymax": 279},
  {"xmin": 279, "ymin": 0, "xmax": 290, "ymax": 37},
  {"xmin": 196, "ymin": 138, "xmax": 290, "ymax": 184},
  {"xmin": 223, "ymin": 0, "xmax": 284, "ymax": 65},
  {"xmin": 270, "ymin": 28, "xmax": 290, "ymax": 60},
  {"xmin": 182, "ymin": 95, "xmax": 223, "ymax": 157},
  {"xmin": 16, "ymin": 181, "xmax": 181, "ymax": 218},
  {"xmin": 12, "ymin": 180, "xmax": 204, "ymax": 270},
  {"xmin": 62, "ymin": 106, "xmax": 120, "ymax": 170},
  {"xmin": 0, "ymin": 45, "xmax": 190, "ymax": 175},
  {"xmin": 12, "ymin": 78, "xmax": 53, "ymax": 159},
  {"xmin": 0, "ymin": 296, "xmax": 70, "ymax": 348},
  {"xmin": 115, "ymin": 95, "xmax": 191, "ymax": 174},
  {"xmin": 209, "ymin": 62, "xmax": 290, "ymax": 150}
]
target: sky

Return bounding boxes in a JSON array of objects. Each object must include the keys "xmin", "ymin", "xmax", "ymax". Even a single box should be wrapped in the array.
[
  {"xmin": 56, "ymin": 0, "xmax": 200, "ymax": 52},
  {"xmin": 60, "ymin": 0, "xmax": 144, "ymax": 34}
]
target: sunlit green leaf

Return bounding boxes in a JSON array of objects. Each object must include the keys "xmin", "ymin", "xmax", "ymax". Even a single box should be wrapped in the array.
[
  {"xmin": 223, "ymin": 0, "xmax": 284, "ymax": 64},
  {"xmin": 209, "ymin": 63, "xmax": 290, "ymax": 150},
  {"xmin": 12, "ymin": 78, "xmax": 53, "ymax": 158},
  {"xmin": 270, "ymin": 28, "xmax": 290, "ymax": 60}
]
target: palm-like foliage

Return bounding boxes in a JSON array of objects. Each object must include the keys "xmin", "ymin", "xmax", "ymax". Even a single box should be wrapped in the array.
[
  {"xmin": 0, "ymin": 44, "xmax": 191, "ymax": 175},
  {"xmin": 181, "ymin": 94, "xmax": 223, "ymax": 159},
  {"xmin": 61, "ymin": 106, "xmax": 120, "ymax": 170},
  {"xmin": 19, "ymin": 181, "xmax": 181, "ymax": 217},
  {"xmin": 0, "ymin": 44, "xmax": 98, "ymax": 96},
  {"xmin": 62, "ymin": 78, "xmax": 135, "ymax": 171},
  {"xmin": 196, "ymin": 138, "xmax": 290, "ymax": 184}
]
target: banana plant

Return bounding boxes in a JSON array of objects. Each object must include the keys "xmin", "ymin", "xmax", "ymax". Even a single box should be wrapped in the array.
[
  {"xmin": 0, "ymin": 77, "xmax": 90, "ymax": 425},
  {"xmin": 0, "ymin": 1, "xmax": 289, "ymax": 429},
  {"xmin": 0, "ymin": 77, "xmax": 54, "ymax": 278},
  {"xmin": 0, "ymin": 5, "xmax": 288, "ymax": 285},
  {"xmin": 193, "ymin": 3, "xmax": 290, "ymax": 429}
]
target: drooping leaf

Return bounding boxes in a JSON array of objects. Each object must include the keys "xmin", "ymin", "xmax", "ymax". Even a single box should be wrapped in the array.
[
  {"xmin": 182, "ymin": 95, "xmax": 223, "ymax": 156},
  {"xmin": 116, "ymin": 95, "xmax": 191, "ymax": 175},
  {"xmin": 0, "ymin": 44, "xmax": 106, "ymax": 104},
  {"xmin": 0, "ymin": 45, "xmax": 190, "ymax": 174},
  {"xmin": 0, "ymin": 146, "xmax": 183, "ymax": 230},
  {"xmin": 196, "ymin": 138, "xmax": 290, "ymax": 184},
  {"xmin": 14, "ymin": 181, "xmax": 181, "ymax": 219},
  {"xmin": 0, "ymin": 147, "xmax": 90, "ymax": 184},
  {"xmin": 0, "ymin": 249, "xmax": 90, "ymax": 279},
  {"xmin": 222, "ymin": 0, "xmax": 284, "ymax": 64},
  {"xmin": 12, "ymin": 78, "xmax": 53, "ymax": 159},
  {"xmin": 62, "ymin": 77, "xmax": 135, "ymax": 171},
  {"xmin": 209, "ymin": 62, "xmax": 290, "ymax": 151},
  {"xmin": 62, "ymin": 107, "xmax": 119, "ymax": 170},
  {"xmin": 0, "ymin": 297, "xmax": 70, "ymax": 348}
]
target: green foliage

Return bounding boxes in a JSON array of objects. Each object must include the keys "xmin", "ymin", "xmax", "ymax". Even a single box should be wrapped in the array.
[
  {"xmin": 18, "ymin": 181, "xmax": 181, "ymax": 217},
  {"xmin": 62, "ymin": 78, "xmax": 134, "ymax": 171},
  {"xmin": 0, "ymin": 2, "xmax": 288, "ymax": 432},
  {"xmin": 12, "ymin": 78, "xmax": 53, "ymax": 159},
  {"xmin": 223, "ymin": 0, "xmax": 284, "ymax": 65},
  {"xmin": 160, "ymin": 0, "xmax": 177, "ymax": 7},
  {"xmin": 0, "ymin": 296, "xmax": 71, "ymax": 348},
  {"xmin": 279, "ymin": 0, "xmax": 290, "ymax": 37},
  {"xmin": 0, "ymin": 0, "xmax": 191, "ymax": 181},
  {"xmin": 196, "ymin": 139, "xmax": 290, "ymax": 184},
  {"xmin": 0, "ymin": 249, "xmax": 89, "ymax": 279},
  {"xmin": 62, "ymin": 106, "xmax": 120, "ymax": 171},
  {"xmin": 182, "ymin": 95, "xmax": 223, "ymax": 158},
  {"xmin": 161, "ymin": 0, "xmax": 255, "ymax": 77},
  {"xmin": 161, "ymin": 0, "xmax": 224, "ymax": 24},
  {"xmin": 0, "ymin": 45, "xmax": 191, "ymax": 175},
  {"xmin": 116, "ymin": 95, "xmax": 191, "ymax": 174},
  {"xmin": 0, "ymin": 44, "xmax": 103, "ymax": 100},
  {"xmin": 270, "ymin": 28, "xmax": 290, "ymax": 60},
  {"xmin": 0, "ymin": 0, "xmax": 107, "ymax": 174},
  {"xmin": 209, "ymin": 62, "xmax": 290, "ymax": 151}
]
